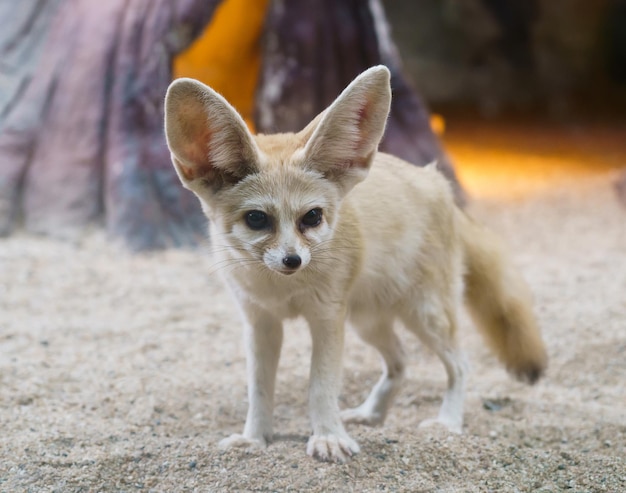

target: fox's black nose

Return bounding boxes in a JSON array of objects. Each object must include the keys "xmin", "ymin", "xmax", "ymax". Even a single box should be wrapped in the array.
[{"xmin": 282, "ymin": 254, "xmax": 302, "ymax": 269}]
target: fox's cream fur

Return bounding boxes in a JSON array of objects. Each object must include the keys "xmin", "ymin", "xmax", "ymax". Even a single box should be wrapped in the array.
[{"xmin": 164, "ymin": 66, "xmax": 547, "ymax": 463}]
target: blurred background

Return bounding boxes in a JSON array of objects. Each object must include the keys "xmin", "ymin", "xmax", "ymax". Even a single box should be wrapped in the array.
[
  {"xmin": 388, "ymin": 0, "xmax": 626, "ymax": 118},
  {"xmin": 1, "ymin": 0, "xmax": 625, "ymax": 250}
]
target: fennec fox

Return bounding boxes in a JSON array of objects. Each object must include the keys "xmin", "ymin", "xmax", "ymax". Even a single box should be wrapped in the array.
[{"xmin": 164, "ymin": 66, "xmax": 547, "ymax": 463}]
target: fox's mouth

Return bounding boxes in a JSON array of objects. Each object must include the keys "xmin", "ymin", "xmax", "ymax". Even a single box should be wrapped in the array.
[
  {"xmin": 273, "ymin": 266, "xmax": 300, "ymax": 276},
  {"xmin": 266, "ymin": 263, "xmax": 304, "ymax": 276}
]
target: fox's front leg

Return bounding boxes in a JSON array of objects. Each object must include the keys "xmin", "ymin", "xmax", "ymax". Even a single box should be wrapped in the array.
[
  {"xmin": 305, "ymin": 310, "xmax": 359, "ymax": 463},
  {"xmin": 219, "ymin": 307, "xmax": 283, "ymax": 450}
]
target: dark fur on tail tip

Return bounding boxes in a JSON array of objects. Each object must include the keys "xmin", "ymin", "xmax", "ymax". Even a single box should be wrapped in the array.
[{"xmin": 512, "ymin": 364, "xmax": 546, "ymax": 385}]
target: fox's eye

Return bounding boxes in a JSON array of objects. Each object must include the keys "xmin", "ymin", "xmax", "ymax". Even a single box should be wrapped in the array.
[
  {"xmin": 301, "ymin": 208, "xmax": 323, "ymax": 228},
  {"xmin": 245, "ymin": 210, "xmax": 270, "ymax": 230}
]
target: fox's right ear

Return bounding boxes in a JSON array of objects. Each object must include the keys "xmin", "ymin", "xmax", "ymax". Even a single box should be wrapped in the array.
[{"xmin": 164, "ymin": 78, "xmax": 259, "ymax": 192}]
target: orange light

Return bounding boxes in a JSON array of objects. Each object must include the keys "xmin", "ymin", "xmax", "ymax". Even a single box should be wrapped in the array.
[
  {"xmin": 430, "ymin": 114, "xmax": 446, "ymax": 136},
  {"xmin": 173, "ymin": 0, "xmax": 270, "ymax": 131},
  {"xmin": 443, "ymin": 120, "xmax": 625, "ymax": 201}
]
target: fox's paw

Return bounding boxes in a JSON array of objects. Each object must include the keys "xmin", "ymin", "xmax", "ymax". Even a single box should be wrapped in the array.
[
  {"xmin": 306, "ymin": 433, "xmax": 360, "ymax": 463},
  {"xmin": 218, "ymin": 433, "xmax": 267, "ymax": 451},
  {"xmin": 340, "ymin": 407, "xmax": 385, "ymax": 427},
  {"xmin": 418, "ymin": 417, "xmax": 463, "ymax": 435}
]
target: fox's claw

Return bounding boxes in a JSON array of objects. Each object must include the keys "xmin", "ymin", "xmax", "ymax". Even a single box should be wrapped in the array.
[
  {"xmin": 418, "ymin": 417, "xmax": 463, "ymax": 435},
  {"xmin": 306, "ymin": 434, "xmax": 360, "ymax": 463},
  {"xmin": 218, "ymin": 433, "xmax": 267, "ymax": 451},
  {"xmin": 341, "ymin": 407, "xmax": 385, "ymax": 427}
]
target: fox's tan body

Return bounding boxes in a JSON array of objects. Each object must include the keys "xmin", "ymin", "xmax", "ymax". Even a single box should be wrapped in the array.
[{"xmin": 164, "ymin": 66, "xmax": 547, "ymax": 463}]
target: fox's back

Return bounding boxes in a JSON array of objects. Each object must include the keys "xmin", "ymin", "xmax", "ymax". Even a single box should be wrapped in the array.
[{"xmin": 344, "ymin": 153, "xmax": 462, "ymax": 310}]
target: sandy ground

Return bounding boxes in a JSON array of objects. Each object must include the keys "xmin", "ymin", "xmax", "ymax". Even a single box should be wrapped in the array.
[{"xmin": 1, "ymin": 152, "xmax": 625, "ymax": 490}]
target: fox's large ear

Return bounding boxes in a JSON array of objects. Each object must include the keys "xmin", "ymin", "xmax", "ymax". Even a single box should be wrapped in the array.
[
  {"xmin": 301, "ymin": 65, "xmax": 391, "ymax": 192},
  {"xmin": 164, "ymin": 78, "xmax": 259, "ymax": 192}
]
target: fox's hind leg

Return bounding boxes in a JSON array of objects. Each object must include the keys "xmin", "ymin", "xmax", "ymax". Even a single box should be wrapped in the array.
[
  {"xmin": 401, "ymin": 298, "xmax": 467, "ymax": 434},
  {"xmin": 341, "ymin": 313, "xmax": 405, "ymax": 427}
]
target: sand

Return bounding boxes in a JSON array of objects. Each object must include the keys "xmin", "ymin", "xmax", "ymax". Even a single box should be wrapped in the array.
[{"xmin": 1, "ymin": 162, "xmax": 625, "ymax": 491}]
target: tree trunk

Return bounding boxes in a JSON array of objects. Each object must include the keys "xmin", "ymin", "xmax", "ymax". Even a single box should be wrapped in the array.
[
  {"xmin": 255, "ymin": 0, "xmax": 466, "ymax": 205},
  {"xmin": 1, "ymin": 0, "xmax": 466, "ymax": 250},
  {"xmin": 0, "ymin": 0, "xmax": 220, "ymax": 249}
]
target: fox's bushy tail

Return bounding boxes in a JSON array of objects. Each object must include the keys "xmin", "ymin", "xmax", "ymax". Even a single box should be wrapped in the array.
[{"xmin": 460, "ymin": 213, "xmax": 547, "ymax": 383}]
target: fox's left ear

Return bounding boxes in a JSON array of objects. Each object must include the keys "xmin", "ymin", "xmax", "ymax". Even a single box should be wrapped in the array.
[{"xmin": 301, "ymin": 65, "xmax": 391, "ymax": 193}]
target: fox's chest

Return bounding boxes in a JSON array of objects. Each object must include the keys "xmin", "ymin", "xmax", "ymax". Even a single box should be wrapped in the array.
[{"xmin": 223, "ymin": 268, "xmax": 322, "ymax": 319}]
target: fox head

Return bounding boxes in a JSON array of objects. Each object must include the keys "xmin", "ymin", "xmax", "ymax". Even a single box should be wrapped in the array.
[{"xmin": 164, "ymin": 66, "xmax": 391, "ymax": 276}]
